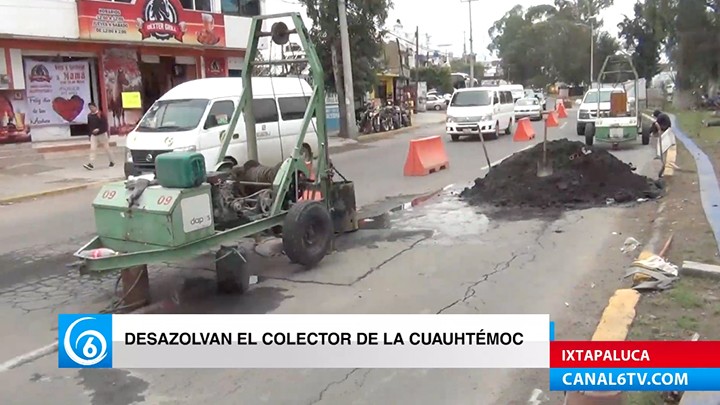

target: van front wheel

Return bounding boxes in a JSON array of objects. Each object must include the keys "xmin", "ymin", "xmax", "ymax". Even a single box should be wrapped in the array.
[{"xmin": 301, "ymin": 144, "xmax": 313, "ymax": 163}]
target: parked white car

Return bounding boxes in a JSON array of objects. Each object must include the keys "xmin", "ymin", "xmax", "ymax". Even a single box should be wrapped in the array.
[
  {"xmin": 426, "ymin": 94, "xmax": 447, "ymax": 110},
  {"xmin": 514, "ymin": 97, "xmax": 543, "ymax": 121}
]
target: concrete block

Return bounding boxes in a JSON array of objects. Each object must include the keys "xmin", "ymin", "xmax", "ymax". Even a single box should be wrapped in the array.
[
  {"xmin": 591, "ymin": 289, "xmax": 641, "ymax": 341},
  {"xmin": 682, "ymin": 261, "xmax": 720, "ymax": 279}
]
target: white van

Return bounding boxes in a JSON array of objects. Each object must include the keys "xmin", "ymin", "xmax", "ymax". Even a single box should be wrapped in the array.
[
  {"xmin": 446, "ymin": 87, "xmax": 515, "ymax": 141},
  {"xmin": 576, "ymin": 88, "xmax": 615, "ymax": 135},
  {"xmin": 123, "ymin": 77, "xmax": 319, "ymax": 178},
  {"xmin": 504, "ymin": 84, "xmax": 525, "ymax": 101}
]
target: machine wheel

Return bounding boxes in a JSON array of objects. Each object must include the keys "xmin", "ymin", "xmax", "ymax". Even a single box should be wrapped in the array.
[
  {"xmin": 505, "ymin": 119, "xmax": 513, "ymax": 135},
  {"xmin": 641, "ymin": 127, "xmax": 651, "ymax": 145},
  {"xmin": 584, "ymin": 123, "xmax": 595, "ymax": 146},
  {"xmin": 434, "ymin": 105, "xmax": 442, "ymax": 111},
  {"xmin": 450, "ymin": 134, "xmax": 460, "ymax": 142},
  {"xmin": 282, "ymin": 200, "xmax": 333, "ymax": 268},
  {"xmin": 577, "ymin": 123, "xmax": 586, "ymax": 136},
  {"xmin": 216, "ymin": 246, "xmax": 251, "ymax": 294}
]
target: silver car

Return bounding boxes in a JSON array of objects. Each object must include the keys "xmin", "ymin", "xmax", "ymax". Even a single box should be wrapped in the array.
[
  {"xmin": 514, "ymin": 97, "xmax": 543, "ymax": 121},
  {"xmin": 426, "ymin": 94, "xmax": 447, "ymax": 110}
]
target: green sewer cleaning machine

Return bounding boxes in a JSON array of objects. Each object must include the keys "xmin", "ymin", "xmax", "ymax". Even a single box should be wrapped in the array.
[
  {"xmin": 76, "ymin": 13, "xmax": 358, "ymax": 302},
  {"xmin": 583, "ymin": 54, "xmax": 649, "ymax": 148}
]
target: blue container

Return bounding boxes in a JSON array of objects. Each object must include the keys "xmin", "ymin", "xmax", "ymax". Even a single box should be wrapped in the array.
[{"xmin": 326, "ymin": 103, "xmax": 340, "ymax": 133}]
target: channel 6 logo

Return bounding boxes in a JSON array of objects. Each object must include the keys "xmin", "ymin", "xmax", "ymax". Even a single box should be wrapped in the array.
[{"xmin": 58, "ymin": 314, "xmax": 112, "ymax": 368}]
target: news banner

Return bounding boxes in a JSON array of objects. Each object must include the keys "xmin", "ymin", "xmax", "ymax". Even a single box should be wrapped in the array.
[{"xmin": 59, "ymin": 314, "xmax": 718, "ymax": 391}]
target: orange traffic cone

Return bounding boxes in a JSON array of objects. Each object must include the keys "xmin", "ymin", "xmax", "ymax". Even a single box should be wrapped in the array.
[
  {"xmin": 555, "ymin": 99, "xmax": 563, "ymax": 111},
  {"xmin": 513, "ymin": 118, "xmax": 536, "ymax": 141},
  {"xmin": 557, "ymin": 102, "xmax": 568, "ymax": 118},
  {"xmin": 546, "ymin": 111, "xmax": 560, "ymax": 127}
]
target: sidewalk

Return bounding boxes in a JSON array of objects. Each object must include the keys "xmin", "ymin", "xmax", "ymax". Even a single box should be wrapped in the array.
[
  {"xmin": 0, "ymin": 155, "xmax": 124, "ymax": 203},
  {"xmin": 0, "ymin": 111, "xmax": 445, "ymax": 204}
]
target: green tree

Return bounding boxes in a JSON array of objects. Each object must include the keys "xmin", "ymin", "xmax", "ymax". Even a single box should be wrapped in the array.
[
  {"xmin": 299, "ymin": 0, "xmax": 392, "ymax": 138},
  {"xmin": 488, "ymin": 3, "xmax": 618, "ymax": 86},
  {"xmin": 618, "ymin": 1, "xmax": 664, "ymax": 84},
  {"xmin": 449, "ymin": 59, "xmax": 485, "ymax": 78},
  {"xmin": 411, "ymin": 66, "xmax": 453, "ymax": 93}
]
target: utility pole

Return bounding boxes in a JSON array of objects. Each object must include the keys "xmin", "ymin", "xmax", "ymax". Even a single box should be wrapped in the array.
[
  {"xmin": 463, "ymin": 31, "xmax": 467, "ymax": 58},
  {"xmin": 589, "ymin": 19, "xmax": 594, "ymax": 87},
  {"xmin": 415, "ymin": 26, "xmax": 419, "ymax": 83},
  {"xmin": 461, "ymin": 0, "xmax": 478, "ymax": 87},
  {"xmin": 338, "ymin": 0, "xmax": 357, "ymax": 138}
]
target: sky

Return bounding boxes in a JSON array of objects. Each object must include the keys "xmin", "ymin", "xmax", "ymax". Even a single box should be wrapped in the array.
[{"xmin": 265, "ymin": 0, "xmax": 636, "ymax": 60}]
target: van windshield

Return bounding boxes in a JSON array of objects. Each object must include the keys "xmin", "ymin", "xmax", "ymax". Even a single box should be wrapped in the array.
[
  {"xmin": 136, "ymin": 99, "xmax": 209, "ymax": 132},
  {"xmin": 451, "ymin": 90, "xmax": 491, "ymax": 107},
  {"xmin": 583, "ymin": 91, "xmax": 614, "ymax": 104}
]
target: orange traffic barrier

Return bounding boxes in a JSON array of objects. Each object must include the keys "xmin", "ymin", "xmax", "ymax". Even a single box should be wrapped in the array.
[
  {"xmin": 546, "ymin": 111, "xmax": 560, "ymax": 127},
  {"xmin": 403, "ymin": 135, "xmax": 449, "ymax": 176},
  {"xmin": 513, "ymin": 117, "xmax": 536, "ymax": 141},
  {"xmin": 557, "ymin": 101, "xmax": 568, "ymax": 118}
]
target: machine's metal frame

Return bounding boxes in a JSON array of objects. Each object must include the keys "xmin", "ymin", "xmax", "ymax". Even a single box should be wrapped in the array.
[
  {"xmin": 74, "ymin": 13, "xmax": 333, "ymax": 272},
  {"xmin": 585, "ymin": 54, "xmax": 644, "ymax": 147}
]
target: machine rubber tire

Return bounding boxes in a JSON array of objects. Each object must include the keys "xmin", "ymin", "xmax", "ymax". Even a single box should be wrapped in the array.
[
  {"xmin": 641, "ymin": 127, "xmax": 651, "ymax": 145},
  {"xmin": 216, "ymin": 246, "xmax": 251, "ymax": 294},
  {"xmin": 577, "ymin": 123, "xmax": 586, "ymax": 136},
  {"xmin": 450, "ymin": 134, "xmax": 460, "ymax": 142},
  {"xmin": 434, "ymin": 105, "xmax": 441, "ymax": 111},
  {"xmin": 505, "ymin": 119, "xmax": 513, "ymax": 135},
  {"xmin": 282, "ymin": 200, "xmax": 333, "ymax": 268},
  {"xmin": 584, "ymin": 123, "xmax": 595, "ymax": 146}
]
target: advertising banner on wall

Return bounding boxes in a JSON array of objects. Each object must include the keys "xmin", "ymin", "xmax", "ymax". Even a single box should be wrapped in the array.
[
  {"xmin": 102, "ymin": 49, "xmax": 144, "ymax": 136},
  {"xmin": 23, "ymin": 60, "xmax": 92, "ymax": 126},
  {"xmin": 0, "ymin": 90, "xmax": 32, "ymax": 144},
  {"xmin": 78, "ymin": 0, "xmax": 225, "ymax": 47},
  {"xmin": 204, "ymin": 57, "xmax": 228, "ymax": 77}
]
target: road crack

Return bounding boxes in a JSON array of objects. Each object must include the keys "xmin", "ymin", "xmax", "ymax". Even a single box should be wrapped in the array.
[
  {"xmin": 310, "ymin": 368, "xmax": 360, "ymax": 404},
  {"xmin": 351, "ymin": 236, "xmax": 430, "ymax": 285},
  {"xmin": 436, "ymin": 214, "xmax": 579, "ymax": 314}
]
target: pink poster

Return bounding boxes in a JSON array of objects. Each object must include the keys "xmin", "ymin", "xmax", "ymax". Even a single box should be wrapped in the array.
[
  {"xmin": 0, "ymin": 90, "xmax": 31, "ymax": 144},
  {"xmin": 102, "ymin": 48, "xmax": 143, "ymax": 135}
]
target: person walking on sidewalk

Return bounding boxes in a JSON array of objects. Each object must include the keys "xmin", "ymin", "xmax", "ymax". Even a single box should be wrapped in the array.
[{"xmin": 83, "ymin": 102, "xmax": 115, "ymax": 170}]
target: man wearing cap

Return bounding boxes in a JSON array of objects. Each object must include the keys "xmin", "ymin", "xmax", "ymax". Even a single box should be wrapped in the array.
[{"xmin": 651, "ymin": 109, "xmax": 671, "ymax": 137}]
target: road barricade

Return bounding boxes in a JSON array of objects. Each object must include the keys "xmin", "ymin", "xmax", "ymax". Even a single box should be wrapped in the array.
[
  {"xmin": 513, "ymin": 118, "xmax": 536, "ymax": 141},
  {"xmin": 403, "ymin": 135, "xmax": 449, "ymax": 176},
  {"xmin": 557, "ymin": 102, "xmax": 568, "ymax": 118},
  {"xmin": 547, "ymin": 111, "xmax": 560, "ymax": 127}
]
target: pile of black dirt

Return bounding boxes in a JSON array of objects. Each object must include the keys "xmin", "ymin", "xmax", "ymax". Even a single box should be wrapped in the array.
[{"xmin": 460, "ymin": 139, "xmax": 664, "ymax": 209}]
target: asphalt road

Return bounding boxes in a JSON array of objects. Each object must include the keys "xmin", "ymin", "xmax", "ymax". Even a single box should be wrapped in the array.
[{"xmin": 0, "ymin": 111, "xmax": 661, "ymax": 405}]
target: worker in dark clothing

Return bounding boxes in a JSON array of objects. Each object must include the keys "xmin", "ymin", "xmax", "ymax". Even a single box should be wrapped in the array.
[
  {"xmin": 83, "ymin": 102, "xmax": 115, "ymax": 170},
  {"xmin": 651, "ymin": 109, "xmax": 671, "ymax": 136}
]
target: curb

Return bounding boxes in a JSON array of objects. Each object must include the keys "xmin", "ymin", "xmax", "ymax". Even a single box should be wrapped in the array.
[
  {"xmin": 0, "ymin": 177, "xmax": 124, "ymax": 205},
  {"xmin": 36, "ymin": 141, "xmax": 119, "ymax": 154},
  {"xmin": 565, "ymin": 193, "xmax": 669, "ymax": 405}
]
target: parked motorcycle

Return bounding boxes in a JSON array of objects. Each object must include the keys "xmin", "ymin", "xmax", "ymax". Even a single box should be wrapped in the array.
[{"xmin": 357, "ymin": 102, "xmax": 379, "ymax": 134}]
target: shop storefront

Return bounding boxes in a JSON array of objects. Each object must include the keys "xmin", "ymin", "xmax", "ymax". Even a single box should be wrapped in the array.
[{"xmin": 0, "ymin": 0, "xmax": 248, "ymax": 143}]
